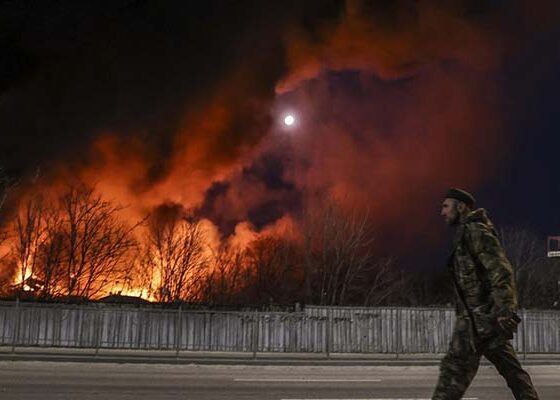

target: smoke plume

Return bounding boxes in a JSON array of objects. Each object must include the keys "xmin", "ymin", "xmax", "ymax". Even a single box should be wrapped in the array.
[{"xmin": 1, "ymin": 0, "xmax": 557, "ymax": 261}]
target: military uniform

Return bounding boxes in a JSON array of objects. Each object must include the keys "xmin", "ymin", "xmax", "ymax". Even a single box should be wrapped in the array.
[{"xmin": 432, "ymin": 208, "xmax": 539, "ymax": 400}]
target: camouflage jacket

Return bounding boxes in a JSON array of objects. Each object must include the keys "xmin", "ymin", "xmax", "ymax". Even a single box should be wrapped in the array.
[{"xmin": 448, "ymin": 208, "xmax": 518, "ymax": 339}]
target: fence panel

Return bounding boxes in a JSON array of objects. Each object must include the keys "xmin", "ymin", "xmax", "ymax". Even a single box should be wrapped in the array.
[{"xmin": 1, "ymin": 302, "xmax": 559, "ymax": 354}]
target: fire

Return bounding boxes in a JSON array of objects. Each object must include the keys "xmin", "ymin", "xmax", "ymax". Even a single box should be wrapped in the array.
[
  {"xmin": 13, "ymin": 268, "xmax": 39, "ymax": 292},
  {"xmin": 1, "ymin": 1, "xmax": 538, "ymax": 305},
  {"xmin": 1, "ymin": 180, "xmax": 292, "ymax": 302},
  {"xmin": 107, "ymin": 283, "xmax": 155, "ymax": 302}
]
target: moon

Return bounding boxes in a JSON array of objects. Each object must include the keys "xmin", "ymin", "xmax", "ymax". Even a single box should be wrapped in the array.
[{"xmin": 284, "ymin": 115, "xmax": 295, "ymax": 126}]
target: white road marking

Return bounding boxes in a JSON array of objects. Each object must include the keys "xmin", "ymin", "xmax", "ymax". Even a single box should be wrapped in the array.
[
  {"xmin": 280, "ymin": 398, "xmax": 478, "ymax": 400},
  {"xmin": 234, "ymin": 378, "xmax": 382, "ymax": 382}
]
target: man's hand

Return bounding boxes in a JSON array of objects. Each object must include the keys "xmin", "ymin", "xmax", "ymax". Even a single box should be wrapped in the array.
[{"xmin": 496, "ymin": 311, "xmax": 521, "ymax": 335}]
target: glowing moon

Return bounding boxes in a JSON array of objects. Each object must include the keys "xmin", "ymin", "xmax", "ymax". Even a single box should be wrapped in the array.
[{"xmin": 284, "ymin": 115, "xmax": 295, "ymax": 126}]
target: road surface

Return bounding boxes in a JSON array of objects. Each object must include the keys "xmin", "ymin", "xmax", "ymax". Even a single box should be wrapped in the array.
[{"xmin": 0, "ymin": 361, "xmax": 557, "ymax": 399}]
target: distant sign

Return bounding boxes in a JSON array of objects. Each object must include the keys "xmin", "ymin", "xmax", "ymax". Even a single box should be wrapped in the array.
[{"xmin": 548, "ymin": 236, "xmax": 560, "ymax": 258}]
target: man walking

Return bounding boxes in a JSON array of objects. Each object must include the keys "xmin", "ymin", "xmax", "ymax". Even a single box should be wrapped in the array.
[{"xmin": 432, "ymin": 188, "xmax": 539, "ymax": 400}]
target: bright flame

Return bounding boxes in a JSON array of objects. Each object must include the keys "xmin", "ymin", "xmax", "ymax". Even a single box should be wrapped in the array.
[
  {"xmin": 14, "ymin": 267, "xmax": 33, "ymax": 287},
  {"xmin": 108, "ymin": 283, "xmax": 156, "ymax": 301}
]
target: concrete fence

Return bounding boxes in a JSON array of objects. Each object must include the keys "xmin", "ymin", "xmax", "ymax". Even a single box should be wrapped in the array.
[{"xmin": 0, "ymin": 301, "xmax": 559, "ymax": 355}]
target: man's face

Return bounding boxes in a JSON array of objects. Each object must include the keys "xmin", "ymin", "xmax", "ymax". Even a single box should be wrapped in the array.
[{"xmin": 441, "ymin": 198, "xmax": 460, "ymax": 226}]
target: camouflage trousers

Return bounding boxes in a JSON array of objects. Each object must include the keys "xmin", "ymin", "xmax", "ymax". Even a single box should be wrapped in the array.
[{"xmin": 432, "ymin": 317, "xmax": 539, "ymax": 400}]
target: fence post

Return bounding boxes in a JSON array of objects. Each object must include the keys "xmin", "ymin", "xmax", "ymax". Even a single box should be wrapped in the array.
[
  {"xmin": 209, "ymin": 312, "xmax": 213, "ymax": 351},
  {"xmin": 395, "ymin": 308, "xmax": 401, "ymax": 359},
  {"xmin": 95, "ymin": 306, "xmax": 102, "ymax": 356},
  {"xmin": 11, "ymin": 298, "xmax": 20, "ymax": 354},
  {"xmin": 521, "ymin": 309, "xmax": 527, "ymax": 360},
  {"xmin": 175, "ymin": 305, "xmax": 182, "ymax": 359},
  {"xmin": 325, "ymin": 308, "xmax": 331, "ymax": 358},
  {"xmin": 252, "ymin": 310, "xmax": 258, "ymax": 359}
]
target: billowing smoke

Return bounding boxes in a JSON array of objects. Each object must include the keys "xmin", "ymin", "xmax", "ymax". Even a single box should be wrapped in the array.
[
  {"xmin": 0, "ymin": 1, "xmax": 557, "ymax": 267},
  {"xmin": 199, "ymin": 0, "xmax": 514, "ymax": 249}
]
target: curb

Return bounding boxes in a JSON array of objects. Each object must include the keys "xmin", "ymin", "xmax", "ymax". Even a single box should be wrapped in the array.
[{"xmin": 1, "ymin": 351, "xmax": 559, "ymax": 366}]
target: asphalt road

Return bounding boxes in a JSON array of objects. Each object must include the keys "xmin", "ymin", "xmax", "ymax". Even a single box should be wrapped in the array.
[{"xmin": 0, "ymin": 361, "xmax": 558, "ymax": 400}]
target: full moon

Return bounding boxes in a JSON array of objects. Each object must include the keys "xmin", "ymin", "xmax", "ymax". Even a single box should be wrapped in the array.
[{"xmin": 284, "ymin": 115, "xmax": 295, "ymax": 126}]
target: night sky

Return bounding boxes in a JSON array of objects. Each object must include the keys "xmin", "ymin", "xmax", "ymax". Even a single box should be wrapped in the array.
[{"xmin": 1, "ymin": 0, "xmax": 559, "ymax": 270}]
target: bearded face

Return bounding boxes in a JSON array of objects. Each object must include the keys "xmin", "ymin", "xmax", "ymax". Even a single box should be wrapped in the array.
[{"xmin": 441, "ymin": 198, "xmax": 461, "ymax": 226}]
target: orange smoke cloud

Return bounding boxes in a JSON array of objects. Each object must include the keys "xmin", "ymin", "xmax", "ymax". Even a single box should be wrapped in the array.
[
  {"xmin": 39, "ymin": 61, "xmax": 280, "ymax": 225},
  {"xmin": 278, "ymin": 0, "xmax": 502, "ymax": 93},
  {"xmin": 266, "ymin": 0, "xmax": 515, "ymax": 249},
  {"xmin": 287, "ymin": 68, "xmax": 502, "ymax": 219},
  {"xmin": 2, "ymin": 0, "xmax": 554, "ymax": 297}
]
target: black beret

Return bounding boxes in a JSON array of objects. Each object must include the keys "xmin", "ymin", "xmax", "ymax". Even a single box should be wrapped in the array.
[{"xmin": 445, "ymin": 188, "xmax": 475, "ymax": 208}]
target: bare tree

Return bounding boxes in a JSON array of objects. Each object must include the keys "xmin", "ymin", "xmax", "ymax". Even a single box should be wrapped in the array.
[
  {"xmin": 0, "ymin": 183, "xmax": 139, "ymax": 299},
  {"xmin": 132, "ymin": 245, "xmax": 159, "ymax": 300},
  {"xmin": 12, "ymin": 195, "xmax": 46, "ymax": 290},
  {"xmin": 400, "ymin": 267, "xmax": 453, "ymax": 307},
  {"xmin": 500, "ymin": 227, "xmax": 558, "ymax": 308},
  {"xmin": 302, "ymin": 203, "xmax": 372, "ymax": 305},
  {"xmin": 243, "ymin": 236, "xmax": 302, "ymax": 305},
  {"xmin": 6, "ymin": 190, "xmax": 66, "ymax": 298},
  {"xmin": 361, "ymin": 257, "xmax": 407, "ymax": 306},
  {"xmin": 34, "ymin": 208, "xmax": 66, "ymax": 298},
  {"xmin": 57, "ymin": 184, "xmax": 138, "ymax": 298},
  {"xmin": 200, "ymin": 245, "xmax": 247, "ymax": 305},
  {"xmin": 143, "ymin": 207, "xmax": 208, "ymax": 303}
]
